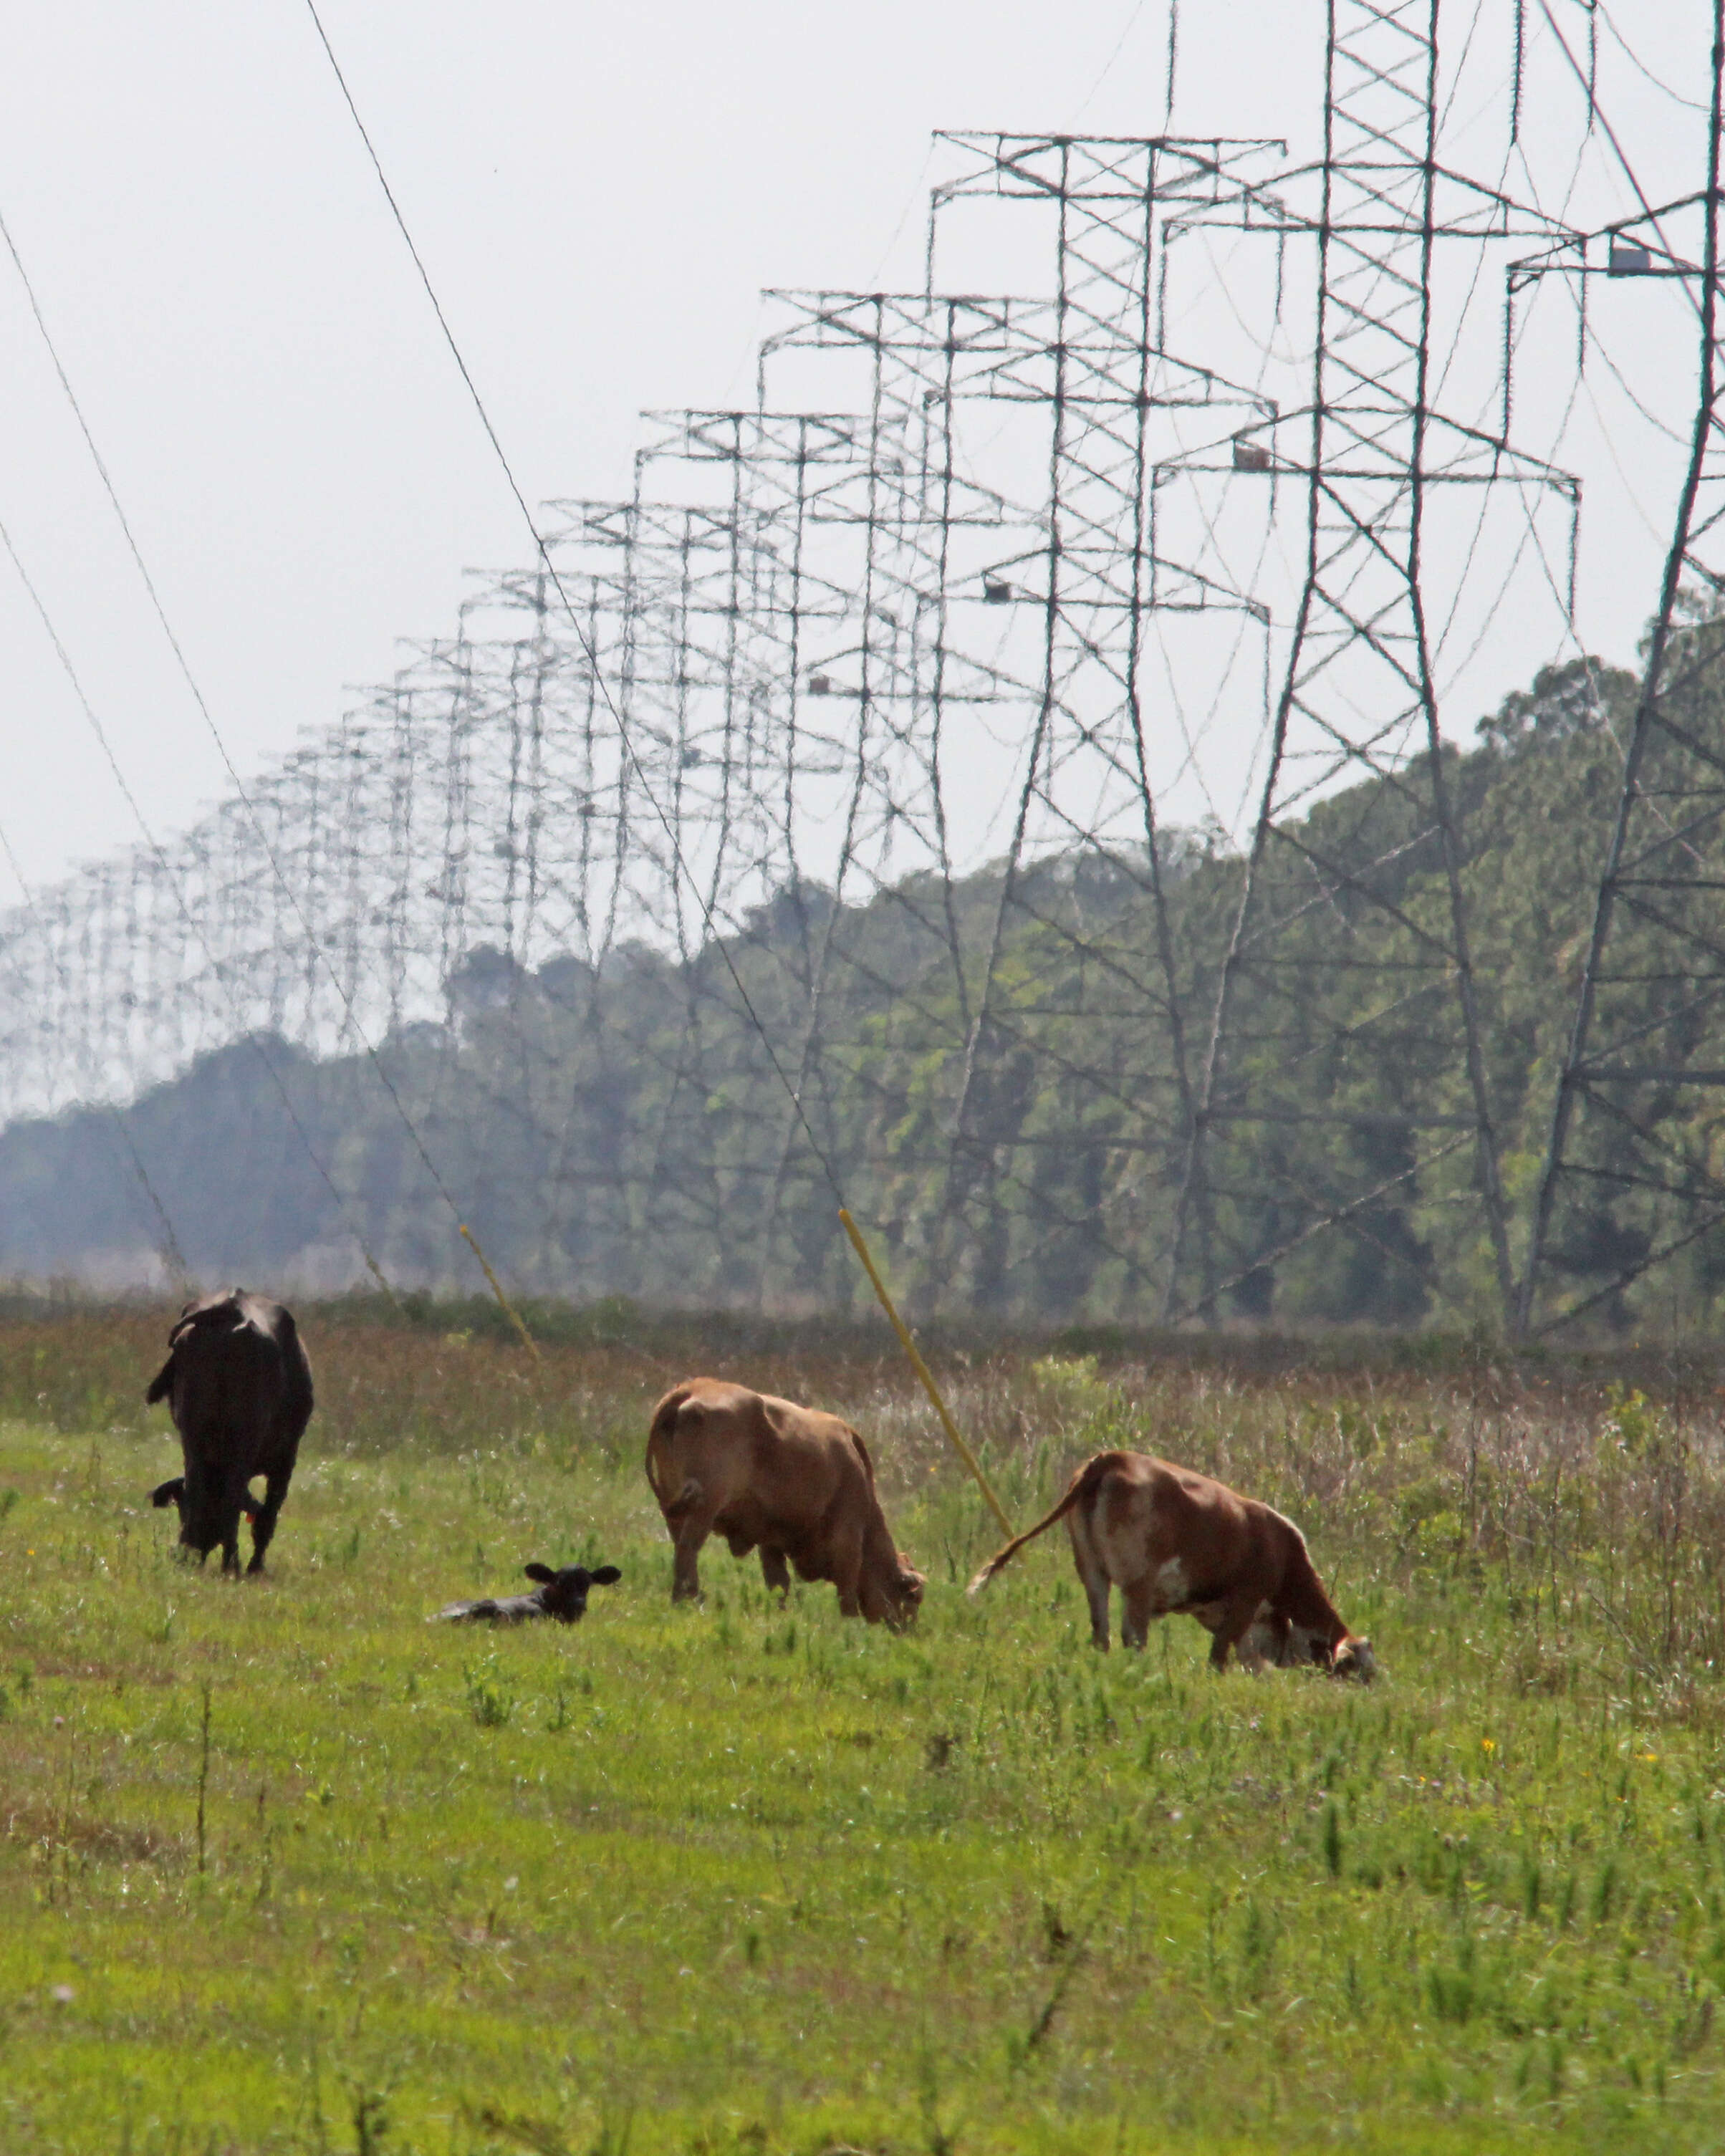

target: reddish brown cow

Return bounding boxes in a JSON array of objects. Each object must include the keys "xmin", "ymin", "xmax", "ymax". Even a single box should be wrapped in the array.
[
  {"xmin": 645, "ymin": 1378, "xmax": 924, "ymax": 1627},
  {"xmin": 968, "ymin": 1449, "xmax": 1374, "ymax": 1676}
]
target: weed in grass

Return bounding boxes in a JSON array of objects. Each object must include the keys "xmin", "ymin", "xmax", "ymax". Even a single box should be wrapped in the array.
[
  {"xmin": 1594, "ymin": 1856, "xmax": 1619, "ymax": 1922},
  {"xmin": 470, "ymin": 2104, "xmax": 580, "ymax": 2155},
  {"xmin": 195, "ymin": 1680, "xmax": 211, "ymax": 1877},
  {"xmin": 463, "ymin": 1652, "xmax": 514, "ymax": 1728},
  {"xmin": 1323, "ymin": 1799, "xmax": 1343, "ymax": 1877},
  {"xmin": 349, "ymin": 2083, "xmax": 390, "ymax": 2155}
]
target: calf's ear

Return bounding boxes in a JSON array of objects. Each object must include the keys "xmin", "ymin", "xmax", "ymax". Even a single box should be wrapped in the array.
[
  {"xmin": 590, "ymin": 1565, "xmax": 622, "ymax": 1587},
  {"xmin": 522, "ymin": 1563, "xmax": 556, "ymax": 1584}
]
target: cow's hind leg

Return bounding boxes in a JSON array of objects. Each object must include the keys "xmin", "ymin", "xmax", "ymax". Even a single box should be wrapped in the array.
[
  {"xmin": 759, "ymin": 1547, "xmax": 792, "ymax": 1601},
  {"xmin": 247, "ymin": 1463, "xmax": 294, "ymax": 1576},
  {"xmin": 1065, "ymin": 1508, "xmax": 1113, "ymax": 1650},
  {"xmin": 670, "ymin": 1497, "xmax": 716, "ymax": 1604},
  {"xmin": 673, "ymin": 1517, "xmax": 713, "ymax": 1602},
  {"xmin": 653, "ymin": 1478, "xmax": 713, "ymax": 1603},
  {"xmin": 1120, "ymin": 1579, "xmax": 1158, "ymax": 1651}
]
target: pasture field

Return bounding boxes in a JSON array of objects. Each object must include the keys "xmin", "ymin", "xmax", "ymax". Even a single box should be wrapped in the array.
[{"xmin": 6, "ymin": 1309, "xmax": 1725, "ymax": 2152}]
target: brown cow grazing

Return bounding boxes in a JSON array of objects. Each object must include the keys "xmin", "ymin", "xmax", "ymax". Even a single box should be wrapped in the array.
[
  {"xmin": 145, "ymin": 1289, "xmax": 313, "ymax": 1576},
  {"xmin": 645, "ymin": 1377, "xmax": 924, "ymax": 1627},
  {"xmin": 968, "ymin": 1450, "xmax": 1374, "ymax": 1677}
]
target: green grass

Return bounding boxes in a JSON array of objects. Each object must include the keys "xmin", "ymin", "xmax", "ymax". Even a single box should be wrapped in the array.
[{"xmin": 4, "ymin": 1371, "xmax": 1725, "ymax": 2153}]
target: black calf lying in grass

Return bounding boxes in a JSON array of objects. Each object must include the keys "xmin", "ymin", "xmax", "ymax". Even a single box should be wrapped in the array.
[{"xmin": 431, "ymin": 1562, "xmax": 621, "ymax": 1625}]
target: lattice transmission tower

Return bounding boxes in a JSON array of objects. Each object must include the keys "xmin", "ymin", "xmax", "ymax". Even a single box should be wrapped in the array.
[
  {"xmin": 1517, "ymin": 0, "xmax": 1725, "ymax": 1334},
  {"xmin": 751, "ymin": 135, "xmax": 1284, "ymax": 1308},
  {"xmin": 1164, "ymin": 0, "xmax": 1580, "ymax": 1329}
]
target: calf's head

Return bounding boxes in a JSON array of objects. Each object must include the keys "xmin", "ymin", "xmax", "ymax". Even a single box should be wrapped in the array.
[
  {"xmin": 150, "ymin": 1477, "xmax": 258, "ymax": 1551},
  {"xmin": 522, "ymin": 1561, "xmax": 621, "ymax": 1622}
]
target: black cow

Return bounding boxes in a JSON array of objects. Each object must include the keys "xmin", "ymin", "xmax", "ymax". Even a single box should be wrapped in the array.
[
  {"xmin": 145, "ymin": 1289, "xmax": 313, "ymax": 1575},
  {"xmin": 431, "ymin": 1562, "xmax": 622, "ymax": 1625}
]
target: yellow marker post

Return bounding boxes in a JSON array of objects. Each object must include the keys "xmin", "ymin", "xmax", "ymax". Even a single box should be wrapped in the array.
[
  {"xmin": 458, "ymin": 1223, "xmax": 542, "ymax": 1362},
  {"xmin": 839, "ymin": 1208, "xmax": 1013, "ymax": 1536}
]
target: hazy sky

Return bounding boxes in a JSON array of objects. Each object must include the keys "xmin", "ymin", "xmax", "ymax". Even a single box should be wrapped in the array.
[{"xmin": 0, "ymin": 1, "xmax": 1708, "ymax": 892}]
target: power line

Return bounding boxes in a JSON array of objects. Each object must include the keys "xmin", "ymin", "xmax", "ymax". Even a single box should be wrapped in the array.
[
  {"xmin": 1533, "ymin": 0, "xmax": 1700, "ymax": 321},
  {"xmin": 0, "ymin": 196, "xmax": 504, "ymax": 1304},
  {"xmin": 301, "ymin": 0, "xmax": 859, "ymax": 1213},
  {"xmin": 0, "ymin": 809, "xmax": 190, "ymax": 1294},
  {"xmin": 0, "ymin": 506, "xmax": 401, "ymax": 1306},
  {"xmin": 1597, "ymin": 4, "xmax": 1709, "ymax": 116}
]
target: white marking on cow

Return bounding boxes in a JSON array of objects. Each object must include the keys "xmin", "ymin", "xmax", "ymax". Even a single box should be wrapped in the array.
[{"xmin": 1153, "ymin": 1556, "xmax": 1188, "ymax": 1607}]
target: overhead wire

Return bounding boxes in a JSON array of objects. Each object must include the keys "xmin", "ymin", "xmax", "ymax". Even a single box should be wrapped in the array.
[
  {"xmin": 300, "ymin": 0, "xmax": 855, "ymax": 1220},
  {"xmin": 1596, "ymin": 4, "xmax": 1708, "ymax": 115},
  {"xmin": 0, "ymin": 506, "xmax": 401, "ymax": 1307},
  {"xmin": 0, "ymin": 198, "xmax": 502, "ymax": 1314},
  {"xmin": 0, "ymin": 809, "xmax": 191, "ymax": 1294},
  {"xmin": 1533, "ymin": 0, "xmax": 1701, "ymax": 319},
  {"xmin": 1069, "ymin": 0, "xmax": 1154, "ymax": 128}
]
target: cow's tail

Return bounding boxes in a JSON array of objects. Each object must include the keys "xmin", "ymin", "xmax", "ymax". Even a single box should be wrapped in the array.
[
  {"xmin": 966, "ymin": 1452, "xmax": 1124, "ymax": 1597},
  {"xmin": 644, "ymin": 1383, "xmax": 694, "ymax": 1509}
]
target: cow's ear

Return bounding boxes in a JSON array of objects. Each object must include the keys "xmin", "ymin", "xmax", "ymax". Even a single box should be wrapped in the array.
[
  {"xmin": 523, "ymin": 1563, "xmax": 555, "ymax": 1584},
  {"xmin": 590, "ymin": 1565, "xmax": 622, "ymax": 1587},
  {"xmin": 145, "ymin": 1357, "xmax": 175, "ymax": 1405}
]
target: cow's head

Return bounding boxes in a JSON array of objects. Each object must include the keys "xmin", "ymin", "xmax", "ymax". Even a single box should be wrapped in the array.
[
  {"xmin": 1252, "ymin": 1615, "xmax": 1374, "ymax": 1679},
  {"xmin": 522, "ymin": 1561, "xmax": 622, "ymax": 1622},
  {"xmin": 875, "ymin": 1552, "xmax": 926, "ymax": 1630}
]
